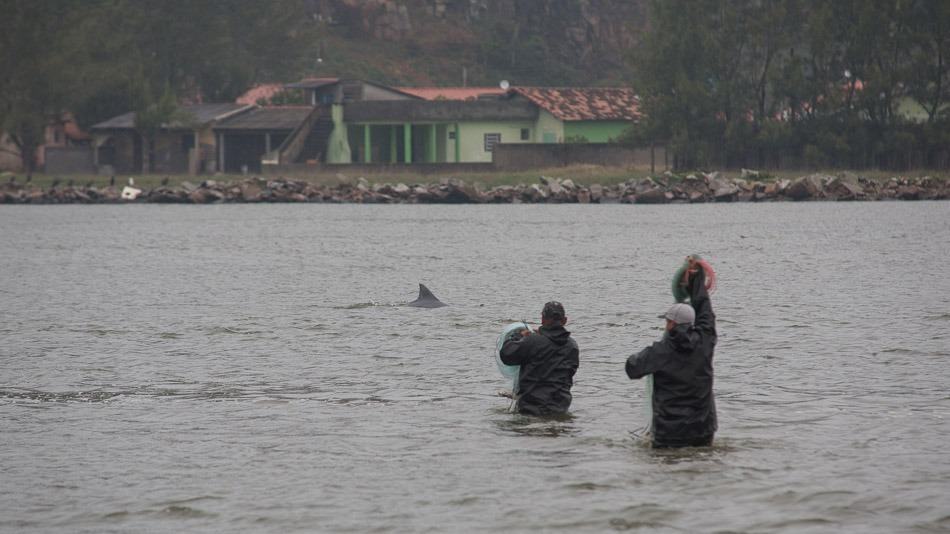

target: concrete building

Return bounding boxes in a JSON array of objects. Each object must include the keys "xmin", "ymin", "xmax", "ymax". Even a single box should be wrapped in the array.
[
  {"xmin": 0, "ymin": 113, "xmax": 91, "ymax": 173},
  {"xmin": 86, "ymin": 78, "xmax": 647, "ymax": 175},
  {"xmin": 90, "ymin": 103, "xmax": 252, "ymax": 174}
]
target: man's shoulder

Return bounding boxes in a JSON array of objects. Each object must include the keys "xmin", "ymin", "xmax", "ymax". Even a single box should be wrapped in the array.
[{"xmin": 644, "ymin": 337, "xmax": 675, "ymax": 357}]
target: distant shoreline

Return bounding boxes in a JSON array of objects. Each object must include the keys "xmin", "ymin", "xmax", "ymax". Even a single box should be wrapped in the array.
[{"xmin": 1, "ymin": 172, "xmax": 947, "ymax": 204}]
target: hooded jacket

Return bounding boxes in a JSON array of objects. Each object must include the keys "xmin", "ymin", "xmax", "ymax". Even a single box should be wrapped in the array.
[
  {"xmin": 626, "ymin": 269, "xmax": 718, "ymax": 446},
  {"xmin": 500, "ymin": 324, "xmax": 579, "ymax": 416}
]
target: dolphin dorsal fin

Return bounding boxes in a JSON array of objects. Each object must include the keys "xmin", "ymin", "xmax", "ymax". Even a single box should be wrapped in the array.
[
  {"xmin": 409, "ymin": 283, "xmax": 446, "ymax": 307},
  {"xmin": 418, "ymin": 284, "xmax": 436, "ymax": 300}
]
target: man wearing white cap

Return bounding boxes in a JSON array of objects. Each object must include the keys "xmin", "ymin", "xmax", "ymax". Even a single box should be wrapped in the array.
[{"xmin": 626, "ymin": 257, "xmax": 718, "ymax": 448}]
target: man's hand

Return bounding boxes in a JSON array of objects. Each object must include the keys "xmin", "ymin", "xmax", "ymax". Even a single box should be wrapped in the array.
[
  {"xmin": 686, "ymin": 256, "xmax": 706, "ymax": 295},
  {"xmin": 678, "ymin": 255, "xmax": 700, "ymax": 291},
  {"xmin": 686, "ymin": 255, "xmax": 700, "ymax": 275}
]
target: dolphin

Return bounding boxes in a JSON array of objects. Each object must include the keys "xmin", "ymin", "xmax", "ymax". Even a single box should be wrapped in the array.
[{"xmin": 408, "ymin": 284, "xmax": 447, "ymax": 308}]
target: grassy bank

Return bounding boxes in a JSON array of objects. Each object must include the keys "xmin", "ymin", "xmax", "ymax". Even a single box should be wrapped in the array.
[{"xmin": 3, "ymin": 166, "xmax": 947, "ymax": 190}]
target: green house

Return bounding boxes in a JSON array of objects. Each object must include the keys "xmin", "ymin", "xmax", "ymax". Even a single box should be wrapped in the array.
[
  {"xmin": 508, "ymin": 87, "xmax": 641, "ymax": 144},
  {"xmin": 336, "ymin": 85, "xmax": 642, "ymax": 164},
  {"xmin": 86, "ymin": 79, "xmax": 645, "ymax": 174}
]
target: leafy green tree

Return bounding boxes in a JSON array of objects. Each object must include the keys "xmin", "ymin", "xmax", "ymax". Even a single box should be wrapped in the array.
[
  {"xmin": 631, "ymin": 0, "xmax": 950, "ymax": 170},
  {"xmin": 2, "ymin": 0, "xmax": 320, "ymax": 174},
  {"xmin": 906, "ymin": 1, "xmax": 950, "ymax": 122},
  {"xmin": 0, "ymin": 0, "xmax": 85, "ymax": 175},
  {"xmin": 132, "ymin": 83, "xmax": 195, "ymax": 174}
]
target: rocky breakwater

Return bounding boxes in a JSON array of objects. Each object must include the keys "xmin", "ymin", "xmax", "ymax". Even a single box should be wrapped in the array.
[{"xmin": 1, "ymin": 172, "xmax": 947, "ymax": 205}]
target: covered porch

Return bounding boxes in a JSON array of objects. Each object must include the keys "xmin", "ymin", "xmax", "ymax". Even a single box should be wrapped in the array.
[
  {"xmin": 347, "ymin": 123, "xmax": 462, "ymax": 164},
  {"xmin": 342, "ymin": 99, "xmax": 537, "ymax": 164}
]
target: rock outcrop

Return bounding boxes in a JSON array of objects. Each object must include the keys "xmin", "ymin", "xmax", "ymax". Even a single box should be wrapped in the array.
[{"xmin": 2, "ymin": 173, "xmax": 947, "ymax": 205}]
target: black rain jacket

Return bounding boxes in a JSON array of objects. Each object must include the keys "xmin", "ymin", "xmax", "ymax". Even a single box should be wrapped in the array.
[
  {"xmin": 500, "ymin": 325, "xmax": 579, "ymax": 416},
  {"xmin": 626, "ymin": 269, "xmax": 718, "ymax": 446}
]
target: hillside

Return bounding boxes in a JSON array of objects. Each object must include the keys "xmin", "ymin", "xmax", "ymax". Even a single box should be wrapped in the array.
[{"xmin": 302, "ymin": 0, "xmax": 648, "ymax": 86}]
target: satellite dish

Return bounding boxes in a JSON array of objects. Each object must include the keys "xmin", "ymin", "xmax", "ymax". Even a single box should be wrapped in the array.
[{"xmin": 499, "ymin": 80, "xmax": 510, "ymax": 90}]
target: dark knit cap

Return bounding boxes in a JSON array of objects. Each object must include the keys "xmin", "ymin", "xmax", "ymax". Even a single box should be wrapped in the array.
[{"xmin": 542, "ymin": 301, "xmax": 565, "ymax": 321}]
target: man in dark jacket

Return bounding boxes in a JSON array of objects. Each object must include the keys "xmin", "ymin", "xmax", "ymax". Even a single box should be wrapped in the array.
[
  {"xmin": 500, "ymin": 301, "xmax": 579, "ymax": 416},
  {"xmin": 626, "ymin": 259, "xmax": 718, "ymax": 447}
]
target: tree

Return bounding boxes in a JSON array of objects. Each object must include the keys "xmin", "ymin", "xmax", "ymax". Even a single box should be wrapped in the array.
[
  {"xmin": 630, "ymin": 0, "xmax": 753, "ymax": 168},
  {"xmin": 132, "ymin": 83, "xmax": 195, "ymax": 174},
  {"xmin": 906, "ymin": 1, "xmax": 950, "ymax": 122},
  {"xmin": 0, "ymin": 0, "xmax": 85, "ymax": 175},
  {"xmin": 1, "ymin": 0, "xmax": 321, "ymax": 174},
  {"xmin": 630, "ymin": 0, "xmax": 950, "ymax": 171}
]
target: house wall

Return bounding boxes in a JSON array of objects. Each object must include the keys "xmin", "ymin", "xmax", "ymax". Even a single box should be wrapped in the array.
[
  {"xmin": 534, "ymin": 110, "xmax": 564, "ymax": 143},
  {"xmin": 150, "ymin": 131, "xmax": 189, "ymax": 173},
  {"xmin": 96, "ymin": 131, "xmax": 140, "ymax": 174},
  {"xmin": 196, "ymin": 127, "xmax": 216, "ymax": 173},
  {"xmin": 1, "ymin": 124, "xmax": 89, "ymax": 172},
  {"xmin": 347, "ymin": 120, "xmax": 535, "ymax": 163},
  {"xmin": 563, "ymin": 121, "xmax": 632, "ymax": 142},
  {"xmin": 326, "ymin": 104, "xmax": 351, "ymax": 163},
  {"xmin": 45, "ymin": 146, "xmax": 95, "ymax": 174},
  {"xmin": 455, "ymin": 120, "xmax": 535, "ymax": 163},
  {"xmin": 435, "ymin": 124, "xmax": 447, "ymax": 163}
]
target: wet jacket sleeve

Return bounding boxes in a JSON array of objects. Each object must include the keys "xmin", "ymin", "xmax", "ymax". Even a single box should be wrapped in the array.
[
  {"xmin": 500, "ymin": 331, "xmax": 534, "ymax": 365},
  {"xmin": 626, "ymin": 343, "xmax": 666, "ymax": 379},
  {"xmin": 689, "ymin": 267, "xmax": 716, "ymax": 338}
]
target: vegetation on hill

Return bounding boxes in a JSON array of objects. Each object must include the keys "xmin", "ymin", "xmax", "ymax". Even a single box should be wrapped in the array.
[
  {"xmin": 626, "ymin": 0, "xmax": 950, "ymax": 170},
  {"xmin": 1, "ymin": 0, "xmax": 948, "ymax": 174}
]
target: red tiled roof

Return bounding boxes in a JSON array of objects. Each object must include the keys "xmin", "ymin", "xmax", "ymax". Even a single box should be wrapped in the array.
[
  {"xmin": 236, "ymin": 84, "xmax": 285, "ymax": 105},
  {"xmin": 511, "ymin": 87, "xmax": 641, "ymax": 121},
  {"xmin": 62, "ymin": 118, "xmax": 90, "ymax": 141},
  {"xmin": 395, "ymin": 87, "xmax": 507, "ymax": 101}
]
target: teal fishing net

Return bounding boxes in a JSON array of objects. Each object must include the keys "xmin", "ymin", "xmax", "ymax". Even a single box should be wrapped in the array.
[
  {"xmin": 495, "ymin": 322, "xmax": 527, "ymax": 392},
  {"xmin": 671, "ymin": 255, "xmax": 717, "ymax": 303}
]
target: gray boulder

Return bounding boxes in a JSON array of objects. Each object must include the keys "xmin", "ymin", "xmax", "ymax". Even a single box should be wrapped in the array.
[
  {"xmin": 785, "ymin": 174, "xmax": 824, "ymax": 200},
  {"xmin": 709, "ymin": 177, "xmax": 739, "ymax": 201},
  {"xmin": 635, "ymin": 188, "xmax": 672, "ymax": 204},
  {"xmin": 589, "ymin": 184, "xmax": 604, "ymax": 202},
  {"xmin": 577, "ymin": 188, "xmax": 591, "ymax": 204},
  {"xmin": 826, "ymin": 176, "xmax": 864, "ymax": 200}
]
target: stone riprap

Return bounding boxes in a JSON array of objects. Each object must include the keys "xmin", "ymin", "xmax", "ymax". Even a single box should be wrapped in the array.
[{"xmin": 1, "ymin": 172, "xmax": 947, "ymax": 205}]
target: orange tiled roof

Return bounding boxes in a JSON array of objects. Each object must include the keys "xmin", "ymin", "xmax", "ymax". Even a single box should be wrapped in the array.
[
  {"xmin": 62, "ymin": 118, "xmax": 90, "ymax": 141},
  {"xmin": 396, "ymin": 87, "xmax": 508, "ymax": 100},
  {"xmin": 236, "ymin": 84, "xmax": 285, "ymax": 105},
  {"xmin": 512, "ymin": 87, "xmax": 640, "ymax": 121}
]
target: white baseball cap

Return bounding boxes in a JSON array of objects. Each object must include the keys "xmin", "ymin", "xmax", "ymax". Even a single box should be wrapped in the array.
[{"xmin": 661, "ymin": 303, "xmax": 695, "ymax": 325}]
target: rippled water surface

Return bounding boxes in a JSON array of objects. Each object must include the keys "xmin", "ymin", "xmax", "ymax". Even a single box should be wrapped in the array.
[{"xmin": 1, "ymin": 203, "xmax": 949, "ymax": 533}]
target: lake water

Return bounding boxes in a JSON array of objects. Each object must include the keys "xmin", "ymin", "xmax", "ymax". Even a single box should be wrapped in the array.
[{"xmin": 1, "ymin": 202, "xmax": 948, "ymax": 533}]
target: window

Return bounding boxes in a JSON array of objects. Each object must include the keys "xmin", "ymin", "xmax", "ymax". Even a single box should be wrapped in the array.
[
  {"xmin": 520, "ymin": 128, "xmax": 530, "ymax": 141},
  {"xmin": 484, "ymin": 133, "xmax": 501, "ymax": 152},
  {"xmin": 181, "ymin": 135, "xmax": 196, "ymax": 152}
]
